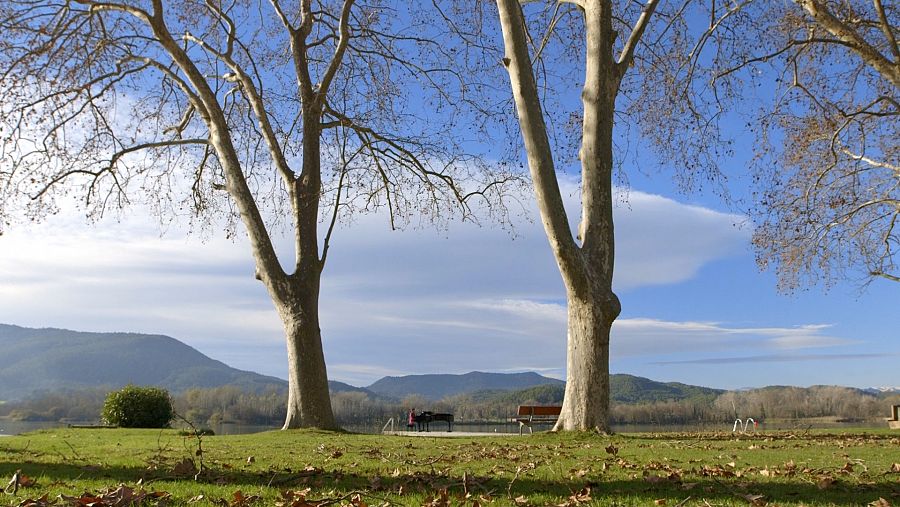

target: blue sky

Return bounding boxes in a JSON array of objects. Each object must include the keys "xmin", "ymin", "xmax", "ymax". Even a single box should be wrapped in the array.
[{"xmin": 1, "ymin": 172, "xmax": 897, "ymax": 390}]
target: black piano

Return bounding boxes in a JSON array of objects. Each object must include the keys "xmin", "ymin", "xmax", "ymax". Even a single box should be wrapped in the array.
[{"xmin": 414, "ymin": 411, "xmax": 454, "ymax": 432}]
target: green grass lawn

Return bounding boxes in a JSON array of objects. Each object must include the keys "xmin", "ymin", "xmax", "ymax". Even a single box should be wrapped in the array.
[{"xmin": 1, "ymin": 428, "xmax": 897, "ymax": 506}]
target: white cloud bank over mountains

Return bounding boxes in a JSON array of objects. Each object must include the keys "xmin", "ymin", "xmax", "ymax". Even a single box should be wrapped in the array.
[{"xmin": 0, "ymin": 185, "xmax": 869, "ymax": 387}]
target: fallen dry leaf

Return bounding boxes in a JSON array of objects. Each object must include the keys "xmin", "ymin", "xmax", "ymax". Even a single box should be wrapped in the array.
[
  {"xmin": 817, "ymin": 477, "xmax": 836, "ymax": 490},
  {"xmin": 17, "ymin": 473, "xmax": 36, "ymax": 489},
  {"xmin": 275, "ymin": 489, "xmax": 317, "ymax": 507},
  {"xmin": 868, "ymin": 498, "xmax": 891, "ymax": 507},
  {"xmin": 58, "ymin": 485, "xmax": 170, "ymax": 507},
  {"xmin": 230, "ymin": 490, "xmax": 260, "ymax": 507},
  {"xmin": 16, "ymin": 494, "xmax": 55, "ymax": 507},
  {"xmin": 654, "ymin": 500, "xmax": 667, "ymax": 506},
  {"xmin": 742, "ymin": 493, "xmax": 766, "ymax": 506},
  {"xmin": 173, "ymin": 458, "xmax": 198, "ymax": 476}
]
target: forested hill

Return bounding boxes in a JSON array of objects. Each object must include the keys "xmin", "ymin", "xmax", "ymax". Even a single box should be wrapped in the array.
[
  {"xmin": 0, "ymin": 324, "xmax": 287, "ymax": 400},
  {"xmin": 365, "ymin": 371, "xmax": 723, "ymax": 403},
  {"xmin": 453, "ymin": 375, "xmax": 723, "ymax": 406},
  {"xmin": 366, "ymin": 371, "xmax": 565, "ymax": 400},
  {"xmin": 610, "ymin": 374, "xmax": 724, "ymax": 403}
]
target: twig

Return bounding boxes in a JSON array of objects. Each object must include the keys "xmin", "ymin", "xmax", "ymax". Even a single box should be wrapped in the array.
[
  {"xmin": 3, "ymin": 470, "xmax": 21, "ymax": 494},
  {"xmin": 63, "ymin": 440, "xmax": 81, "ymax": 461},
  {"xmin": 507, "ymin": 466, "xmax": 522, "ymax": 498},
  {"xmin": 173, "ymin": 412, "xmax": 205, "ymax": 480}
]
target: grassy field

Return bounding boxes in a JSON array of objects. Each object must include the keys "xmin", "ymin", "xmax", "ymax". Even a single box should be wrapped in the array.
[{"xmin": 0, "ymin": 428, "xmax": 897, "ymax": 506}]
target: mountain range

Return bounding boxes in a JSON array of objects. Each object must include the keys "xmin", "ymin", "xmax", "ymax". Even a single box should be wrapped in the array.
[{"xmin": 2, "ymin": 324, "xmax": 889, "ymax": 404}]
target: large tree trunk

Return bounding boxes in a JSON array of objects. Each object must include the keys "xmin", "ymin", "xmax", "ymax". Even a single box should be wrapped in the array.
[
  {"xmin": 277, "ymin": 280, "xmax": 338, "ymax": 430},
  {"xmin": 555, "ymin": 0, "xmax": 621, "ymax": 432},
  {"xmin": 554, "ymin": 286, "xmax": 618, "ymax": 432},
  {"xmin": 496, "ymin": 0, "xmax": 621, "ymax": 432},
  {"xmin": 276, "ymin": 109, "xmax": 338, "ymax": 430}
]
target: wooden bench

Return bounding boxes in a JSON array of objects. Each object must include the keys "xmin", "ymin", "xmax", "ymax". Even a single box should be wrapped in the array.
[{"xmin": 514, "ymin": 405, "xmax": 561, "ymax": 434}]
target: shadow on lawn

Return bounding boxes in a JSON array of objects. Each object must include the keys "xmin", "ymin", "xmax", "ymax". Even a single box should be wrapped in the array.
[{"xmin": 0, "ymin": 459, "xmax": 897, "ymax": 505}]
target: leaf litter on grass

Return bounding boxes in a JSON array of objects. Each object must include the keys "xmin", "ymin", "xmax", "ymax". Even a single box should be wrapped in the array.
[{"xmin": 16, "ymin": 485, "xmax": 170, "ymax": 507}]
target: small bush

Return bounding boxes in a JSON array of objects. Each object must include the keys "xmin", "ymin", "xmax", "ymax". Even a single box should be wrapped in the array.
[{"xmin": 102, "ymin": 385, "xmax": 174, "ymax": 428}]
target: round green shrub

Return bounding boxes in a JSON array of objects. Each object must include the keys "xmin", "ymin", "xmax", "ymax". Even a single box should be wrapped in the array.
[{"xmin": 101, "ymin": 385, "xmax": 174, "ymax": 428}]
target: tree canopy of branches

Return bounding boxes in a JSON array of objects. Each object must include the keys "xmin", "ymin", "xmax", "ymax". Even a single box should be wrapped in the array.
[
  {"xmin": 0, "ymin": 0, "xmax": 515, "ymax": 429},
  {"xmin": 708, "ymin": 0, "xmax": 898, "ymax": 289}
]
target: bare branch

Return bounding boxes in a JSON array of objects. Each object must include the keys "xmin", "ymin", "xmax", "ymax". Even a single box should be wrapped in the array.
[
  {"xmin": 617, "ymin": 0, "xmax": 661, "ymax": 71},
  {"xmin": 317, "ymin": 0, "xmax": 355, "ymax": 101},
  {"xmin": 269, "ymin": 0, "xmax": 294, "ymax": 32},
  {"xmin": 872, "ymin": 0, "xmax": 899, "ymax": 62},
  {"xmin": 794, "ymin": 0, "xmax": 900, "ymax": 87}
]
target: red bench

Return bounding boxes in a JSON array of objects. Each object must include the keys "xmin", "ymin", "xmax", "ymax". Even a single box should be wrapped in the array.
[{"xmin": 515, "ymin": 405, "xmax": 562, "ymax": 434}]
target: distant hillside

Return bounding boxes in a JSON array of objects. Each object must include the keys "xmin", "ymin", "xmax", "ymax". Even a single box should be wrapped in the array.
[
  {"xmin": 0, "ymin": 324, "xmax": 289, "ymax": 400},
  {"xmin": 0, "ymin": 324, "xmax": 403, "ymax": 402},
  {"xmin": 863, "ymin": 387, "xmax": 900, "ymax": 396},
  {"xmin": 366, "ymin": 371, "xmax": 564, "ymax": 400},
  {"xmin": 462, "ymin": 384, "xmax": 566, "ymax": 405},
  {"xmin": 610, "ymin": 374, "xmax": 724, "ymax": 403},
  {"xmin": 328, "ymin": 380, "xmax": 385, "ymax": 400},
  {"xmin": 438, "ymin": 375, "xmax": 722, "ymax": 406}
]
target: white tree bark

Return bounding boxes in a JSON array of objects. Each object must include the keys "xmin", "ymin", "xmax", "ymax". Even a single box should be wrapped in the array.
[
  {"xmin": 495, "ymin": 0, "xmax": 656, "ymax": 431},
  {"xmin": 793, "ymin": 0, "xmax": 900, "ymax": 88}
]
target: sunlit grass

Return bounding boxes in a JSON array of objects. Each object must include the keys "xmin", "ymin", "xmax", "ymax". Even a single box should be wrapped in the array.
[{"xmin": 0, "ymin": 428, "xmax": 897, "ymax": 506}]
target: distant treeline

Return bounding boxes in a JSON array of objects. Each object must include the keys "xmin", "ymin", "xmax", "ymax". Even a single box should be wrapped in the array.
[{"xmin": 1, "ymin": 384, "xmax": 896, "ymax": 428}]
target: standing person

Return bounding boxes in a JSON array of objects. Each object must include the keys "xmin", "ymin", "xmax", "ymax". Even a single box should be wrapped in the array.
[{"xmin": 407, "ymin": 408, "xmax": 415, "ymax": 431}]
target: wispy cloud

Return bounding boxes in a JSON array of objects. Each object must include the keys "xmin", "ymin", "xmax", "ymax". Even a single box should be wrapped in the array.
[
  {"xmin": 610, "ymin": 318, "xmax": 856, "ymax": 355},
  {"xmin": 652, "ymin": 353, "xmax": 892, "ymax": 365}
]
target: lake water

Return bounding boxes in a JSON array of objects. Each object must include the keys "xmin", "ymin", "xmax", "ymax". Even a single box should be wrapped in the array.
[
  {"xmin": 1, "ymin": 419, "xmax": 889, "ymax": 436},
  {"xmin": 0, "ymin": 421, "xmax": 279, "ymax": 436}
]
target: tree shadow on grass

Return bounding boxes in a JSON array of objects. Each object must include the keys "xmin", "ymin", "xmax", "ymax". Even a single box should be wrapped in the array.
[{"xmin": 1, "ymin": 460, "xmax": 897, "ymax": 505}]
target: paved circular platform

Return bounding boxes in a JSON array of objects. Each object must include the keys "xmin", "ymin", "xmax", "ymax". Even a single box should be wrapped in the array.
[{"xmin": 382, "ymin": 430, "xmax": 521, "ymax": 437}]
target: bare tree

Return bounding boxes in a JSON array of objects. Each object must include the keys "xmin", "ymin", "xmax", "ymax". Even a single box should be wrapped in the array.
[
  {"xmin": 708, "ymin": 0, "xmax": 898, "ymax": 289},
  {"xmin": 437, "ymin": 0, "xmax": 764, "ymax": 432},
  {"xmin": 457, "ymin": 0, "xmax": 748, "ymax": 431},
  {"xmin": 492, "ymin": 0, "xmax": 657, "ymax": 433},
  {"xmin": 0, "ymin": 1, "xmax": 514, "ymax": 429}
]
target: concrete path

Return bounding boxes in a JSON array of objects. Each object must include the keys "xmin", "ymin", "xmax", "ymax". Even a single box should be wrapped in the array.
[{"xmin": 382, "ymin": 430, "xmax": 521, "ymax": 438}]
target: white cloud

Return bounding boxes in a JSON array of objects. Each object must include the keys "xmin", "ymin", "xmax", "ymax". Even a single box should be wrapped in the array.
[
  {"xmin": 610, "ymin": 318, "xmax": 854, "ymax": 356},
  {"xmin": 0, "ymin": 186, "xmax": 754, "ymax": 385}
]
